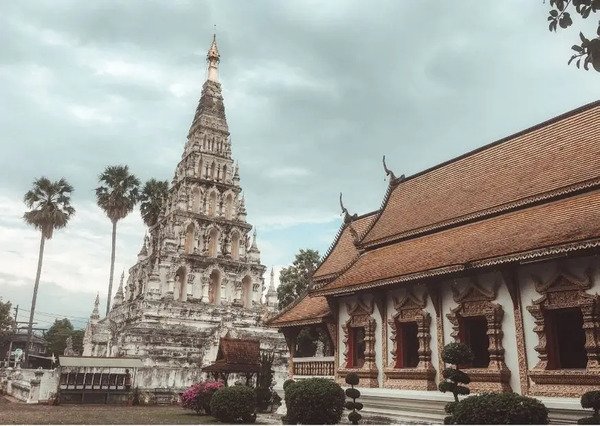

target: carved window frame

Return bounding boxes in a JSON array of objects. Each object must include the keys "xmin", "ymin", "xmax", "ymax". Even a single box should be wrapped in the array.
[
  {"xmin": 338, "ymin": 299, "xmax": 378, "ymax": 387},
  {"xmin": 446, "ymin": 279, "xmax": 511, "ymax": 393},
  {"xmin": 526, "ymin": 267, "xmax": 600, "ymax": 397},
  {"xmin": 384, "ymin": 290, "xmax": 436, "ymax": 390}
]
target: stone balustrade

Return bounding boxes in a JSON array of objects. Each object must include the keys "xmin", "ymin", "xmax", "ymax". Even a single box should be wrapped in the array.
[{"xmin": 292, "ymin": 356, "xmax": 335, "ymax": 378}]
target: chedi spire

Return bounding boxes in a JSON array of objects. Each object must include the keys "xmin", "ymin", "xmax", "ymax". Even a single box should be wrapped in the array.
[{"xmin": 207, "ymin": 34, "xmax": 220, "ymax": 83}]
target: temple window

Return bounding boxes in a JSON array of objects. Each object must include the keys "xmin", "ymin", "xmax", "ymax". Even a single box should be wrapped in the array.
[
  {"xmin": 210, "ymin": 162, "xmax": 216, "ymax": 179},
  {"xmin": 544, "ymin": 307, "xmax": 587, "ymax": 370},
  {"xmin": 394, "ymin": 321, "xmax": 419, "ymax": 368},
  {"xmin": 459, "ymin": 315, "xmax": 490, "ymax": 368},
  {"xmin": 222, "ymin": 165, "xmax": 227, "ymax": 182},
  {"xmin": 348, "ymin": 326, "xmax": 366, "ymax": 368}
]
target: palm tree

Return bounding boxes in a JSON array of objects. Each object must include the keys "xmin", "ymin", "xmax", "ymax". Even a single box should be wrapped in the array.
[
  {"xmin": 96, "ymin": 165, "xmax": 140, "ymax": 315},
  {"xmin": 23, "ymin": 177, "xmax": 75, "ymax": 365},
  {"xmin": 140, "ymin": 179, "xmax": 169, "ymax": 227}
]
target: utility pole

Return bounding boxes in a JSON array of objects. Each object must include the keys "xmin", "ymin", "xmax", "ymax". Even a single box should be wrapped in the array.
[{"xmin": 6, "ymin": 305, "xmax": 19, "ymax": 367}]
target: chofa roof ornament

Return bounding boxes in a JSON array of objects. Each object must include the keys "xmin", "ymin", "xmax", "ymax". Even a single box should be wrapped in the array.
[
  {"xmin": 339, "ymin": 192, "xmax": 358, "ymax": 224},
  {"xmin": 382, "ymin": 155, "xmax": 405, "ymax": 185}
]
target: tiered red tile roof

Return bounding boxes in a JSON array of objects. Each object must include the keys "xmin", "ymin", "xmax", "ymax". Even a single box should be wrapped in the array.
[
  {"xmin": 268, "ymin": 212, "xmax": 377, "ymax": 328},
  {"xmin": 312, "ymin": 100, "xmax": 600, "ymax": 297},
  {"xmin": 313, "ymin": 212, "xmax": 378, "ymax": 282}
]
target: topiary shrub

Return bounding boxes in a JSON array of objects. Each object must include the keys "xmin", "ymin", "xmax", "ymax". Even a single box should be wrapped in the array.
[
  {"xmin": 579, "ymin": 390, "xmax": 600, "ymax": 424},
  {"xmin": 256, "ymin": 351, "xmax": 276, "ymax": 411},
  {"xmin": 345, "ymin": 373, "xmax": 363, "ymax": 425},
  {"xmin": 210, "ymin": 385, "xmax": 256, "ymax": 423},
  {"xmin": 284, "ymin": 377, "xmax": 345, "ymax": 424},
  {"xmin": 180, "ymin": 380, "xmax": 224, "ymax": 414},
  {"xmin": 445, "ymin": 392, "xmax": 549, "ymax": 424},
  {"xmin": 439, "ymin": 342, "xmax": 473, "ymax": 403},
  {"xmin": 283, "ymin": 379, "xmax": 295, "ymax": 391}
]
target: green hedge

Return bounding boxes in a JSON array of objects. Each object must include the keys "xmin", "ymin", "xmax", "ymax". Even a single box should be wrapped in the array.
[
  {"xmin": 444, "ymin": 392, "xmax": 548, "ymax": 425},
  {"xmin": 210, "ymin": 385, "xmax": 256, "ymax": 423},
  {"xmin": 284, "ymin": 378, "xmax": 345, "ymax": 424},
  {"xmin": 578, "ymin": 390, "xmax": 600, "ymax": 424}
]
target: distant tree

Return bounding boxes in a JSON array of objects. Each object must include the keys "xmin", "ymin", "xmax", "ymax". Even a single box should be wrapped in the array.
[
  {"xmin": 0, "ymin": 299, "xmax": 14, "ymax": 335},
  {"xmin": 71, "ymin": 329, "xmax": 85, "ymax": 354},
  {"xmin": 277, "ymin": 249, "xmax": 320, "ymax": 309},
  {"xmin": 23, "ymin": 177, "xmax": 75, "ymax": 365},
  {"xmin": 139, "ymin": 179, "xmax": 169, "ymax": 227},
  {"xmin": 45, "ymin": 319, "xmax": 74, "ymax": 356},
  {"xmin": 96, "ymin": 165, "xmax": 140, "ymax": 315},
  {"xmin": 546, "ymin": 0, "xmax": 600, "ymax": 71}
]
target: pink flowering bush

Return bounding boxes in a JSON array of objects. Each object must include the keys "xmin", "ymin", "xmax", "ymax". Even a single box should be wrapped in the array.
[{"xmin": 180, "ymin": 380, "xmax": 224, "ymax": 415}]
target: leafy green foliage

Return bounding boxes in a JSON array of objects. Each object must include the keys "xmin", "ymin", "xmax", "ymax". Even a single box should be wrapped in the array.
[
  {"xmin": 546, "ymin": 0, "xmax": 600, "ymax": 71},
  {"xmin": 256, "ymin": 351, "xmax": 276, "ymax": 411},
  {"xmin": 95, "ymin": 165, "xmax": 140, "ymax": 223},
  {"xmin": 277, "ymin": 249, "xmax": 320, "ymax": 309},
  {"xmin": 345, "ymin": 373, "xmax": 363, "ymax": 425},
  {"xmin": 284, "ymin": 378, "xmax": 345, "ymax": 424},
  {"xmin": 441, "ymin": 342, "xmax": 473, "ymax": 366},
  {"xmin": 45, "ymin": 319, "xmax": 83, "ymax": 357},
  {"xmin": 439, "ymin": 343, "xmax": 472, "ymax": 402},
  {"xmin": 210, "ymin": 385, "xmax": 256, "ymax": 423},
  {"xmin": 444, "ymin": 392, "xmax": 549, "ymax": 424},
  {"xmin": 0, "ymin": 299, "xmax": 14, "ymax": 335},
  {"xmin": 139, "ymin": 179, "xmax": 169, "ymax": 227},
  {"xmin": 283, "ymin": 379, "xmax": 295, "ymax": 391},
  {"xmin": 579, "ymin": 390, "xmax": 600, "ymax": 424},
  {"xmin": 23, "ymin": 177, "xmax": 75, "ymax": 239}
]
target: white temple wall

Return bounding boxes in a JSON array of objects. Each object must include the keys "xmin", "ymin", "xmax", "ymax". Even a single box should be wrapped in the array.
[
  {"xmin": 494, "ymin": 272, "xmax": 520, "ymax": 393},
  {"xmin": 337, "ymin": 295, "xmax": 352, "ymax": 370},
  {"xmin": 373, "ymin": 295, "xmax": 384, "ymax": 387},
  {"xmin": 441, "ymin": 279, "xmax": 457, "ymax": 345}
]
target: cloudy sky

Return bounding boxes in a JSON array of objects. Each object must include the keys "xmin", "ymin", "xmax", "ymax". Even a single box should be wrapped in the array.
[{"xmin": 1, "ymin": 1, "xmax": 599, "ymax": 330}]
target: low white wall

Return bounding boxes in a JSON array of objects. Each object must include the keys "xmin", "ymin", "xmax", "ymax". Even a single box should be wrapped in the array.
[{"xmin": 0, "ymin": 367, "xmax": 59, "ymax": 404}]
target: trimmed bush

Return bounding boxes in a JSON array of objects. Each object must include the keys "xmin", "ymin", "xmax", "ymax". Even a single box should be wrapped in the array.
[
  {"xmin": 444, "ymin": 392, "xmax": 549, "ymax": 425},
  {"xmin": 180, "ymin": 380, "xmax": 224, "ymax": 414},
  {"xmin": 283, "ymin": 379, "xmax": 295, "ymax": 391},
  {"xmin": 284, "ymin": 378, "xmax": 345, "ymax": 424},
  {"xmin": 578, "ymin": 390, "xmax": 600, "ymax": 424},
  {"xmin": 439, "ymin": 343, "xmax": 473, "ymax": 403},
  {"xmin": 345, "ymin": 373, "xmax": 363, "ymax": 425},
  {"xmin": 210, "ymin": 385, "xmax": 256, "ymax": 423}
]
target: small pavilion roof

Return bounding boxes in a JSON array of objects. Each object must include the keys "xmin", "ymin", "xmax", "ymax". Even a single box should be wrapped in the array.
[{"xmin": 202, "ymin": 337, "xmax": 260, "ymax": 373}]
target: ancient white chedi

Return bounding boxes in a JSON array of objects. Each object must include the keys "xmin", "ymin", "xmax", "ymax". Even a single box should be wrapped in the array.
[{"xmin": 83, "ymin": 36, "xmax": 285, "ymax": 388}]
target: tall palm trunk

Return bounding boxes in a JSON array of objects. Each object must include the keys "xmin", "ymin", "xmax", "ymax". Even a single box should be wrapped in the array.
[
  {"xmin": 106, "ymin": 220, "xmax": 117, "ymax": 316},
  {"xmin": 25, "ymin": 233, "xmax": 45, "ymax": 366}
]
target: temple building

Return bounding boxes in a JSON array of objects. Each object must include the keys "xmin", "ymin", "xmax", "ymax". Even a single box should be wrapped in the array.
[
  {"xmin": 83, "ymin": 36, "xmax": 287, "ymax": 389},
  {"xmin": 269, "ymin": 101, "xmax": 600, "ymax": 422}
]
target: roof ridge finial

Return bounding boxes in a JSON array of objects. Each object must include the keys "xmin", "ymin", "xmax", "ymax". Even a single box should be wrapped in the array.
[
  {"xmin": 382, "ymin": 155, "xmax": 406, "ymax": 185},
  {"xmin": 339, "ymin": 192, "xmax": 357, "ymax": 224}
]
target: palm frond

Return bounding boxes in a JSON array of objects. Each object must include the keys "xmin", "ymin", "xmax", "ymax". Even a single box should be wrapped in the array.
[
  {"xmin": 23, "ymin": 177, "xmax": 75, "ymax": 239},
  {"xmin": 96, "ymin": 165, "xmax": 141, "ymax": 222}
]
